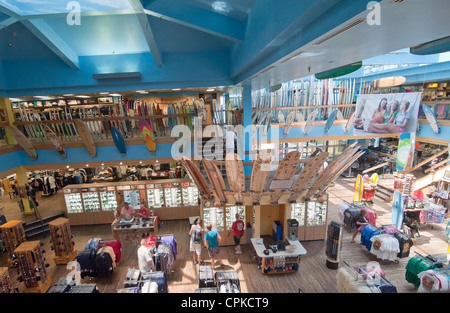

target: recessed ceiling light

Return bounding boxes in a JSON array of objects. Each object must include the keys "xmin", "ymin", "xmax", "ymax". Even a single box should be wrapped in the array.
[
  {"xmin": 172, "ymin": 88, "xmax": 181, "ymax": 91},
  {"xmin": 86, "ymin": 164, "xmax": 89, "ymax": 167},
  {"xmin": 99, "ymin": 92, "xmax": 109, "ymax": 95},
  {"xmin": 66, "ymin": 165, "xmax": 70, "ymax": 168},
  {"xmin": 139, "ymin": 160, "xmax": 142, "ymax": 164},
  {"xmin": 63, "ymin": 94, "xmax": 74, "ymax": 96},
  {"xmin": 110, "ymin": 94, "xmax": 122, "ymax": 96},
  {"xmin": 206, "ymin": 89, "xmax": 215, "ymax": 92},
  {"xmin": 76, "ymin": 95, "xmax": 90, "ymax": 98}
]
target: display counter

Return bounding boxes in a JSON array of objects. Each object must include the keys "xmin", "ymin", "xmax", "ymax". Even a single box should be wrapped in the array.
[
  {"xmin": 251, "ymin": 238, "xmax": 307, "ymax": 274},
  {"xmin": 289, "ymin": 194, "xmax": 328, "ymax": 241},
  {"xmin": 111, "ymin": 216, "xmax": 158, "ymax": 242},
  {"xmin": 61, "ymin": 179, "xmax": 200, "ymax": 226}
]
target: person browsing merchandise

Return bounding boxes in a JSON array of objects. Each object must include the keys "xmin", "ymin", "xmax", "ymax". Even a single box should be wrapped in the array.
[
  {"xmin": 204, "ymin": 223, "xmax": 225, "ymax": 268},
  {"xmin": 230, "ymin": 213, "xmax": 245, "ymax": 255},
  {"xmin": 137, "ymin": 239, "xmax": 156, "ymax": 273},
  {"xmin": 351, "ymin": 210, "xmax": 369, "ymax": 243},
  {"xmin": 116, "ymin": 201, "xmax": 135, "ymax": 220},
  {"xmin": 189, "ymin": 218, "xmax": 204, "ymax": 265}
]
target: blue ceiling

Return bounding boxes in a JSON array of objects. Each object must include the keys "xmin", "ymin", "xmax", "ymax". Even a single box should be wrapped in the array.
[{"xmin": 0, "ymin": 0, "xmax": 448, "ymax": 97}]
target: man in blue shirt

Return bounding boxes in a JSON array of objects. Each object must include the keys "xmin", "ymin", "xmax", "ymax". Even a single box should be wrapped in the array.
[{"xmin": 204, "ymin": 223, "xmax": 225, "ymax": 268}]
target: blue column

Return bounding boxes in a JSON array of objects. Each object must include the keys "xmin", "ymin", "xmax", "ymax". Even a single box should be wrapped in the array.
[{"xmin": 242, "ymin": 83, "xmax": 253, "ymax": 175}]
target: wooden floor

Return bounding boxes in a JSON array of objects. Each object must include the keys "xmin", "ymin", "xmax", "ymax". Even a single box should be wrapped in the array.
[{"xmin": 1, "ymin": 174, "xmax": 449, "ymax": 293}]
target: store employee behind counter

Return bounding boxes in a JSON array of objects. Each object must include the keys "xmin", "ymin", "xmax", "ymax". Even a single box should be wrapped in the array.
[{"xmin": 116, "ymin": 201, "xmax": 135, "ymax": 220}]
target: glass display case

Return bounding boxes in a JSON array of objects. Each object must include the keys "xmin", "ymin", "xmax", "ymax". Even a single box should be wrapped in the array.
[
  {"xmin": 147, "ymin": 183, "xmax": 164, "ymax": 208},
  {"xmin": 306, "ymin": 201, "xmax": 327, "ymax": 226},
  {"xmin": 99, "ymin": 187, "xmax": 117, "ymax": 212},
  {"xmin": 225, "ymin": 206, "xmax": 246, "ymax": 230},
  {"xmin": 164, "ymin": 183, "xmax": 182, "ymax": 208},
  {"xmin": 63, "ymin": 189, "xmax": 83, "ymax": 213},
  {"xmin": 123, "ymin": 189, "xmax": 141, "ymax": 208},
  {"xmin": 81, "ymin": 188, "xmax": 101, "ymax": 213},
  {"xmin": 182, "ymin": 182, "xmax": 199, "ymax": 206},
  {"xmin": 291, "ymin": 203, "xmax": 306, "ymax": 226},
  {"xmin": 203, "ymin": 206, "xmax": 224, "ymax": 231}
]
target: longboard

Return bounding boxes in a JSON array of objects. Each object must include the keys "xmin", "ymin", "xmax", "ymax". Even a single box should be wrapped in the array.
[
  {"xmin": 370, "ymin": 173, "xmax": 378, "ymax": 186},
  {"xmin": 303, "ymin": 111, "xmax": 317, "ymax": 135},
  {"xmin": 295, "ymin": 111, "xmax": 304, "ymax": 122},
  {"xmin": 396, "ymin": 133, "xmax": 413, "ymax": 172},
  {"xmin": 324, "ymin": 110, "xmax": 338, "ymax": 133},
  {"xmin": 138, "ymin": 118, "xmax": 156, "ymax": 153},
  {"xmin": 344, "ymin": 111, "xmax": 356, "ymax": 132},
  {"xmin": 422, "ymin": 104, "xmax": 440, "ymax": 134},
  {"xmin": 392, "ymin": 190, "xmax": 404, "ymax": 230},
  {"xmin": 74, "ymin": 119, "xmax": 96, "ymax": 157},
  {"xmin": 225, "ymin": 153, "xmax": 245, "ymax": 204},
  {"xmin": 302, "ymin": 142, "xmax": 359, "ymax": 200},
  {"xmin": 111, "ymin": 126, "xmax": 126, "ymax": 155},
  {"xmin": 8, "ymin": 126, "xmax": 38, "ymax": 159},
  {"xmin": 354, "ymin": 174, "xmax": 363, "ymax": 202},
  {"xmin": 288, "ymin": 151, "xmax": 329, "ymax": 203},
  {"xmin": 180, "ymin": 157, "xmax": 213, "ymax": 201},
  {"xmin": 250, "ymin": 149, "xmax": 272, "ymax": 204},
  {"xmin": 202, "ymin": 159, "xmax": 227, "ymax": 204},
  {"xmin": 284, "ymin": 111, "xmax": 295, "ymax": 136},
  {"xmin": 268, "ymin": 150, "xmax": 301, "ymax": 204},
  {"xmin": 263, "ymin": 113, "xmax": 271, "ymax": 136},
  {"xmin": 43, "ymin": 125, "xmax": 67, "ymax": 158}
]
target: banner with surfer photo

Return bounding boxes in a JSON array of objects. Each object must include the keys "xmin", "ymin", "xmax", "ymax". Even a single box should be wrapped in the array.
[{"xmin": 353, "ymin": 92, "xmax": 422, "ymax": 136}]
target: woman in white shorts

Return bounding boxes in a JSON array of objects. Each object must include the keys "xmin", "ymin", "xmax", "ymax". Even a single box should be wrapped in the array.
[{"xmin": 189, "ymin": 218, "xmax": 204, "ymax": 265}]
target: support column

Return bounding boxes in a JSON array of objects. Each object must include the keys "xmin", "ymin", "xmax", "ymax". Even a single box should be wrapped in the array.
[
  {"xmin": 0, "ymin": 97, "xmax": 17, "ymax": 145},
  {"xmin": 253, "ymin": 205, "xmax": 261, "ymax": 238},
  {"xmin": 242, "ymin": 83, "xmax": 253, "ymax": 175},
  {"xmin": 16, "ymin": 166, "xmax": 34, "ymax": 215}
]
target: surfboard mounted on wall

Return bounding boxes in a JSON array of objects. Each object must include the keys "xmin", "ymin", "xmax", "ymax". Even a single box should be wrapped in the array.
[
  {"xmin": 138, "ymin": 118, "xmax": 156, "ymax": 153},
  {"xmin": 8, "ymin": 126, "xmax": 38, "ymax": 160},
  {"xmin": 43, "ymin": 125, "xmax": 67, "ymax": 158},
  {"xmin": 315, "ymin": 61, "xmax": 362, "ymax": 80},
  {"xmin": 370, "ymin": 76, "xmax": 406, "ymax": 89},
  {"xmin": 75, "ymin": 119, "xmax": 96, "ymax": 157},
  {"xmin": 111, "ymin": 126, "xmax": 126, "ymax": 155}
]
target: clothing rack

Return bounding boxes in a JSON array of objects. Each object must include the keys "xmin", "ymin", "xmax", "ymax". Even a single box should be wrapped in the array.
[{"xmin": 342, "ymin": 260, "xmax": 396, "ymax": 288}]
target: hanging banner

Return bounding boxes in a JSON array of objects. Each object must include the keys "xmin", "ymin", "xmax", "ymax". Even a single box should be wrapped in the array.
[
  {"xmin": 353, "ymin": 92, "xmax": 422, "ymax": 136},
  {"xmin": 396, "ymin": 132, "xmax": 415, "ymax": 172}
]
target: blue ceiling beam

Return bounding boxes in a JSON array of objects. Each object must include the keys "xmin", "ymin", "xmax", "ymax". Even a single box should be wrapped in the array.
[
  {"xmin": 141, "ymin": 0, "xmax": 246, "ymax": 42},
  {"xmin": 128, "ymin": 0, "xmax": 162, "ymax": 66},
  {"xmin": 230, "ymin": 0, "xmax": 367, "ymax": 83},
  {"xmin": 0, "ymin": 16, "xmax": 18, "ymax": 30},
  {"xmin": 20, "ymin": 18, "xmax": 80, "ymax": 71}
]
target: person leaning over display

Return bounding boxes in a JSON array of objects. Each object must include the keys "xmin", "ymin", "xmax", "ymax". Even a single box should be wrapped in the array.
[
  {"xmin": 115, "ymin": 201, "xmax": 135, "ymax": 220},
  {"xmin": 204, "ymin": 223, "xmax": 225, "ymax": 268}
]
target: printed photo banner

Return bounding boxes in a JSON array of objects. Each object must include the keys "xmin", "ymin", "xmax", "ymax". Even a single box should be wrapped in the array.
[{"xmin": 353, "ymin": 92, "xmax": 422, "ymax": 136}]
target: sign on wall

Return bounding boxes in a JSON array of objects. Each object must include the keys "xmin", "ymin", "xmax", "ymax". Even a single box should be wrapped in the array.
[{"xmin": 353, "ymin": 92, "xmax": 422, "ymax": 136}]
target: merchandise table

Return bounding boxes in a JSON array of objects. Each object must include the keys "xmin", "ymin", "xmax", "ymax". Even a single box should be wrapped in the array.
[
  {"xmin": 111, "ymin": 216, "xmax": 158, "ymax": 242},
  {"xmin": 251, "ymin": 238, "xmax": 307, "ymax": 274}
]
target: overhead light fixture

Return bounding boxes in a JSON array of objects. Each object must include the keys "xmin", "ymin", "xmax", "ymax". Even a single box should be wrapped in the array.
[
  {"xmin": 76, "ymin": 95, "xmax": 90, "ymax": 98},
  {"xmin": 63, "ymin": 94, "xmax": 74, "ymax": 97},
  {"xmin": 86, "ymin": 164, "xmax": 89, "ymax": 167},
  {"xmin": 110, "ymin": 93, "xmax": 122, "ymax": 96},
  {"xmin": 206, "ymin": 88, "xmax": 215, "ymax": 92},
  {"xmin": 172, "ymin": 88, "xmax": 181, "ymax": 91},
  {"xmin": 99, "ymin": 92, "xmax": 109, "ymax": 95},
  {"xmin": 93, "ymin": 72, "xmax": 142, "ymax": 80},
  {"xmin": 139, "ymin": 160, "xmax": 143, "ymax": 164},
  {"xmin": 66, "ymin": 165, "xmax": 70, "ymax": 168}
]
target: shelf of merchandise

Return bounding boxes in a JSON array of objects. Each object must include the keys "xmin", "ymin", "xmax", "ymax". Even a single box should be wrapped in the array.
[
  {"xmin": 61, "ymin": 179, "xmax": 200, "ymax": 225},
  {"xmin": 0, "ymin": 220, "xmax": 27, "ymax": 267},
  {"xmin": 201, "ymin": 201, "xmax": 250, "ymax": 246},
  {"xmin": 290, "ymin": 194, "xmax": 328, "ymax": 241}
]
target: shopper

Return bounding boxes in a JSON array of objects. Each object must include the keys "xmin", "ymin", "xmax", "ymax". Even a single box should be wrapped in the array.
[
  {"xmin": 189, "ymin": 218, "xmax": 204, "ymax": 265},
  {"xmin": 138, "ymin": 202, "xmax": 149, "ymax": 218},
  {"xmin": 230, "ymin": 213, "xmax": 245, "ymax": 255},
  {"xmin": 115, "ymin": 201, "xmax": 135, "ymax": 220},
  {"xmin": 204, "ymin": 223, "xmax": 225, "ymax": 268},
  {"xmin": 137, "ymin": 239, "xmax": 156, "ymax": 273},
  {"xmin": 351, "ymin": 210, "xmax": 369, "ymax": 243}
]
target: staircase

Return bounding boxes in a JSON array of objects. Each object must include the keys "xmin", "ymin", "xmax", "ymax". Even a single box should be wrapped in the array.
[
  {"xmin": 413, "ymin": 163, "xmax": 450, "ymax": 192},
  {"xmin": 375, "ymin": 184, "xmax": 394, "ymax": 202},
  {"xmin": 23, "ymin": 212, "xmax": 66, "ymax": 240}
]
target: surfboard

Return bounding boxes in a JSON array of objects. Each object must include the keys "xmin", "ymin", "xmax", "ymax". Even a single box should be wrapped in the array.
[
  {"xmin": 8, "ymin": 126, "xmax": 38, "ymax": 160},
  {"xmin": 111, "ymin": 126, "xmax": 126, "ymax": 155},
  {"xmin": 250, "ymin": 149, "xmax": 272, "ymax": 204},
  {"xmin": 370, "ymin": 76, "xmax": 406, "ymax": 89},
  {"xmin": 42, "ymin": 124, "xmax": 66, "ymax": 158},
  {"xmin": 392, "ymin": 190, "xmax": 404, "ymax": 230},
  {"xmin": 180, "ymin": 157, "xmax": 213, "ymax": 201},
  {"xmin": 396, "ymin": 133, "xmax": 414, "ymax": 172},
  {"xmin": 422, "ymin": 104, "xmax": 440, "ymax": 134},
  {"xmin": 225, "ymin": 153, "xmax": 245, "ymax": 204},
  {"xmin": 324, "ymin": 109, "xmax": 338, "ymax": 133},
  {"xmin": 138, "ymin": 118, "xmax": 156, "ymax": 153},
  {"xmin": 344, "ymin": 111, "xmax": 356, "ymax": 132},
  {"xmin": 288, "ymin": 151, "xmax": 329, "ymax": 203},
  {"xmin": 315, "ymin": 61, "xmax": 362, "ymax": 80},
  {"xmin": 303, "ymin": 111, "xmax": 317, "ymax": 135},
  {"xmin": 284, "ymin": 111, "xmax": 295, "ymax": 136},
  {"xmin": 354, "ymin": 174, "xmax": 363, "ymax": 202},
  {"xmin": 202, "ymin": 158, "xmax": 227, "ymax": 204},
  {"xmin": 370, "ymin": 173, "xmax": 378, "ymax": 187},
  {"xmin": 268, "ymin": 150, "xmax": 301, "ymax": 204},
  {"xmin": 263, "ymin": 113, "xmax": 271, "ymax": 136},
  {"xmin": 74, "ymin": 119, "xmax": 96, "ymax": 157}
]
